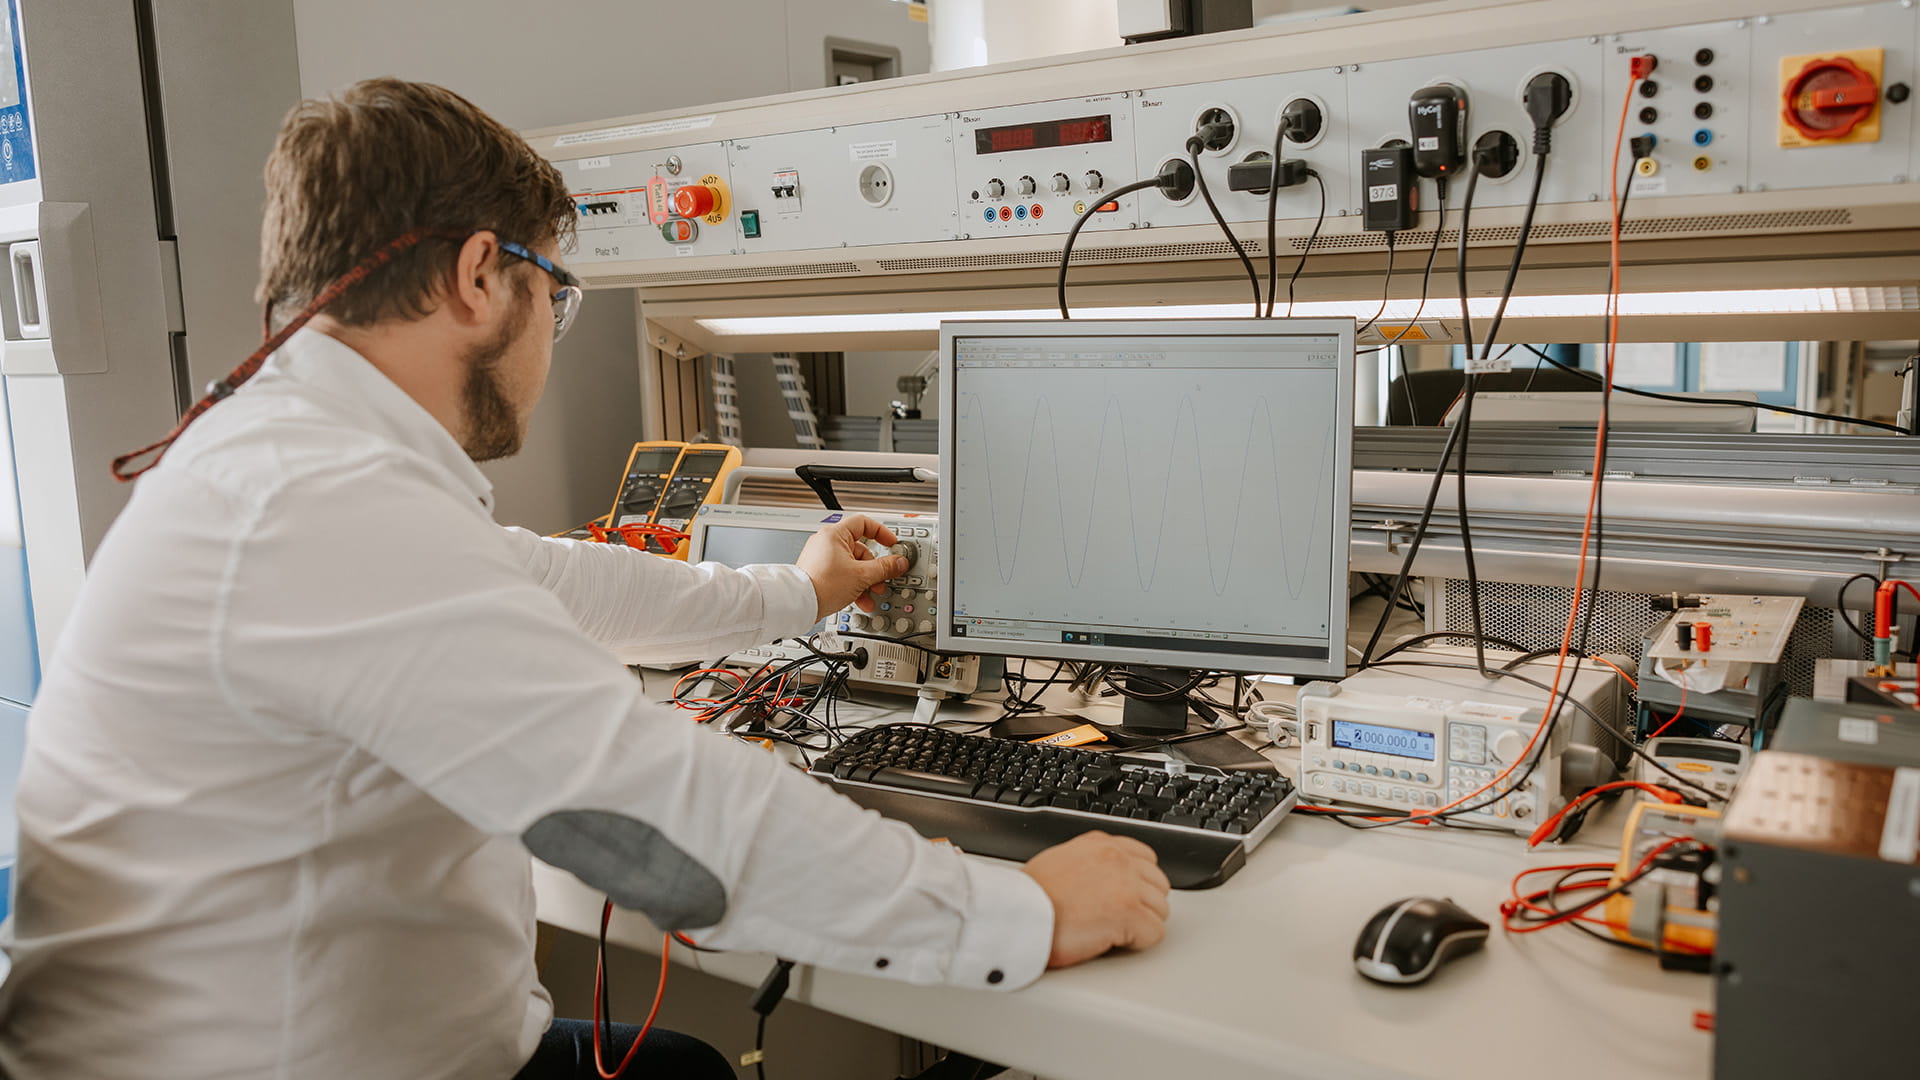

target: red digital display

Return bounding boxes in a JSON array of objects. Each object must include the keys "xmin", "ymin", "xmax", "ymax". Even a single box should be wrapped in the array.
[
  {"xmin": 975, "ymin": 114, "xmax": 1113, "ymax": 156},
  {"xmin": 989, "ymin": 127, "xmax": 1038, "ymax": 152}
]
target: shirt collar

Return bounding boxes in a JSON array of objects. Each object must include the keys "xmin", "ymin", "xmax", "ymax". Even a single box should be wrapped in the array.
[{"xmin": 255, "ymin": 328, "xmax": 496, "ymax": 512}]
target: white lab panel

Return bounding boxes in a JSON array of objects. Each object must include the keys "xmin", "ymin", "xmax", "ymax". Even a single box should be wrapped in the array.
[
  {"xmin": 1604, "ymin": 20, "xmax": 1755, "ymax": 200},
  {"xmin": 728, "ymin": 114, "xmax": 959, "ymax": 252},
  {"xmin": 1747, "ymin": 2, "xmax": 1916, "ymax": 192}
]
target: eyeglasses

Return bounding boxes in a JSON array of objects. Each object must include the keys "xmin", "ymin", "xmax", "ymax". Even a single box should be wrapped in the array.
[{"xmin": 498, "ymin": 240, "xmax": 585, "ymax": 343}]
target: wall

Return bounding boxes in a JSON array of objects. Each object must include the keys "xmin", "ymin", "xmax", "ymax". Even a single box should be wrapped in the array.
[{"xmin": 289, "ymin": 0, "xmax": 932, "ymax": 530}]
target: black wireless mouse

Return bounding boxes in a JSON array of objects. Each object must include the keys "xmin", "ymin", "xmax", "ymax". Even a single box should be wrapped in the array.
[{"xmin": 1353, "ymin": 896, "xmax": 1489, "ymax": 985}]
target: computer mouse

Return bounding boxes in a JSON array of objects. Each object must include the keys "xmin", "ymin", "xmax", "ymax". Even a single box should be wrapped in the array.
[{"xmin": 1353, "ymin": 896, "xmax": 1489, "ymax": 985}]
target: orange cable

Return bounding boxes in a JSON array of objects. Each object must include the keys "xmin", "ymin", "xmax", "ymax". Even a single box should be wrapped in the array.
[
  {"xmin": 592, "ymin": 910, "xmax": 672, "ymax": 1080},
  {"xmin": 1648, "ymin": 679, "xmax": 1690, "ymax": 740},
  {"xmin": 1387, "ymin": 74, "xmax": 1640, "ymax": 826}
]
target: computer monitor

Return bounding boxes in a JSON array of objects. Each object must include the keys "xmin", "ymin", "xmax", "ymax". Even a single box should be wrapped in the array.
[{"xmin": 936, "ymin": 318, "xmax": 1355, "ymax": 728}]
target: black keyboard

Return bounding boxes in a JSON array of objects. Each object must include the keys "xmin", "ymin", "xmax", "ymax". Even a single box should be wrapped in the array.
[{"xmin": 811, "ymin": 724, "xmax": 1296, "ymax": 888}]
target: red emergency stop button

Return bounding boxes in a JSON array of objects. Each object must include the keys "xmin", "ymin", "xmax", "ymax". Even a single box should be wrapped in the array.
[
  {"xmin": 671, "ymin": 183, "xmax": 719, "ymax": 219},
  {"xmin": 1783, "ymin": 56, "xmax": 1879, "ymax": 141}
]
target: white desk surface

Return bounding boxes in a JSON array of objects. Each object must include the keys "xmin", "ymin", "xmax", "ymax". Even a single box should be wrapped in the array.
[{"xmin": 535, "ymin": 673, "xmax": 1713, "ymax": 1080}]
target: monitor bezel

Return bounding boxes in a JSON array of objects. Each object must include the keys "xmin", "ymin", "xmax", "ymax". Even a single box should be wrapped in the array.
[{"xmin": 935, "ymin": 317, "xmax": 1355, "ymax": 678}]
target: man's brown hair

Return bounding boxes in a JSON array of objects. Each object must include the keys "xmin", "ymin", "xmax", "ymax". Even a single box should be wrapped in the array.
[{"xmin": 257, "ymin": 78, "xmax": 575, "ymax": 329}]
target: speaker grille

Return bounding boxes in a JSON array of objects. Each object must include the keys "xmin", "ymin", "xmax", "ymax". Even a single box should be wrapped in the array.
[
  {"xmin": 1292, "ymin": 208, "xmax": 1853, "ymax": 251},
  {"xmin": 875, "ymin": 239, "xmax": 1266, "ymax": 272},
  {"xmin": 605, "ymin": 261, "xmax": 862, "ymax": 287},
  {"xmin": 1436, "ymin": 579, "xmax": 1871, "ymax": 706}
]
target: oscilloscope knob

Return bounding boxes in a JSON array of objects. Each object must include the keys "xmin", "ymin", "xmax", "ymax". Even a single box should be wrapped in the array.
[
  {"xmin": 890, "ymin": 541, "xmax": 919, "ymax": 566},
  {"xmin": 892, "ymin": 617, "xmax": 913, "ymax": 634},
  {"xmin": 1016, "ymin": 175, "xmax": 1038, "ymax": 197}
]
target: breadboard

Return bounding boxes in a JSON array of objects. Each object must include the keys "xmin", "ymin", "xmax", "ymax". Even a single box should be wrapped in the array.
[{"xmin": 1644, "ymin": 594, "xmax": 1805, "ymax": 665}]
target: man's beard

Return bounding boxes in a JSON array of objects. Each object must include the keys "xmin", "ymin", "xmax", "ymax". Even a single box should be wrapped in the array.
[{"xmin": 460, "ymin": 290, "xmax": 533, "ymax": 463}]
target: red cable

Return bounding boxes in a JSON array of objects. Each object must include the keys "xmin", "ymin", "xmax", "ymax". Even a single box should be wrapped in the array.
[
  {"xmin": 592, "ymin": 902, "xmax": 671, "ymax": 1080},
  {"xmin": 1648, "ymin": 679, "xmax": 1690, "ymax": 740},
  {"xmin": 1502, "ymin": 836, "xmax": 1702, "ymax": 937},
  {"xmin": 1874, "ymin": 580, "xmax": 1920, "ymax": 653},
  {"xmin": 1526, "ymin": 781, "xmax": 1684, "ymax": 847},
  {"xmin": 1532, "ymin": 62, "xmax": 1639, "ymax": 780},
  {"xmin": 113, "ymin": 228, "xmax": 470, "ymax": 481}
]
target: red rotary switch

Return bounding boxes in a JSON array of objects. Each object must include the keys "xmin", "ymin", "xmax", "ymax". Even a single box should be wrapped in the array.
[
  {"xmin": 1782, "ymin": 56, "xmax": 1880, "ymax": 141},
  {"xmin": 670, "ymin": 183, "xmax": 719, "ymax": 219}
]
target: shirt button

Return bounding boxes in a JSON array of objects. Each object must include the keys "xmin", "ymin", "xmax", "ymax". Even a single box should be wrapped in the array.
[
  {"xmin": 987, "ymin": 969, "xmax": 1004, "ymax": 985},
  {"xmin": 874, "ymin": 957, "xmax": 890, "ymax": 969}
]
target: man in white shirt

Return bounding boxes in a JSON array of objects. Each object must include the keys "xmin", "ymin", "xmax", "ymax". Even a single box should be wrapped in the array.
[{"xmin": 0, "ymin": 79, "xmax": 1170, "ymax": 1079}]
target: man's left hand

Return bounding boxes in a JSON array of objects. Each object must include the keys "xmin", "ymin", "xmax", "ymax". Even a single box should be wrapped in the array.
[{"xmin": 798, "ymin": 515, "xmax": 910, "ymax": 620}]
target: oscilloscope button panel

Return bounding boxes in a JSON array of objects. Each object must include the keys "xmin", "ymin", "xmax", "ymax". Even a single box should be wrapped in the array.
[{"xmin": 552, "ymin": 4, "xmax": 1920, "ymax": 266}]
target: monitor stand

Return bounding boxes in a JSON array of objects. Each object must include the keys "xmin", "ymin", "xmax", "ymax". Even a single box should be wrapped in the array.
[{"xmin": 1118, "ymin": 666, "xmax": 1195, "ymax": 735}]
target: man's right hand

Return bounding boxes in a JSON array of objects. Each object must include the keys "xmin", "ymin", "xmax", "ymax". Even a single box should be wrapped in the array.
[{"xmin": 1021, "ymin": 832, "xmax": 1171, "ymax": 969}]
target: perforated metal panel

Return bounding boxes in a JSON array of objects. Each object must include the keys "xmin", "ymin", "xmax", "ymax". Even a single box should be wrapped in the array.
[
  {"xmin": 1435, "ymin": 578, "xmax": 1872, "ymax": 700},
  {"xmin": 1290, "ymin": 208, "xmax": 1854, "ymax": 251}
]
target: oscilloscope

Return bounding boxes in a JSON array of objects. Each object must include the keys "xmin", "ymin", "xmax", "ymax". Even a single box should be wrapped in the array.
[{"xmin": 935, "ymin": 319, "xmax": 1355, "ymax": 687}]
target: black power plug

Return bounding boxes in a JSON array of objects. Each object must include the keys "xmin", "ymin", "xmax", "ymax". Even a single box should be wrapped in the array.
[
  {"xmin": 1227, "ymin": 153, "xmax": 1308, "ymax": 194},
  {"xmin": 1471, "ymin": 130, "xmax": 1521, "ymax": 179},
  {"xmin": 1155, "ymin": 157, "xmax": 1197, "ymax": 200},
  {"xmin": 1185, "ymin": 119, "xmax": 1235, "ymax": 156},
  {"xmin": 1523, "ymin": 72, "xmax": 1574, "ymax": 154},
  {"xmin": 1409, "ymin": 84, "xmax": 1469, "ymax": 180}
]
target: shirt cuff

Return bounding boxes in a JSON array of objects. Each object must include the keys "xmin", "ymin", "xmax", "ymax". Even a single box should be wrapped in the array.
[
  {"xmin": 750, "ymin": 563, "xmax": 821, "ymax": 639},
  {"xmin": 948, "ymin": 858, "xmax": 1055, "ymax": 991}
]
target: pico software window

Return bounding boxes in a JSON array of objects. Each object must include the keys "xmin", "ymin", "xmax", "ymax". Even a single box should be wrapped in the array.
[{"xmin": 937, "ymin": 320, "xmax": 1355, "ymax": 678}]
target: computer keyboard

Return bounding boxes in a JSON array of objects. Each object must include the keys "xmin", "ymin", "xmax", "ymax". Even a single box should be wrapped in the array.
[{"xmin": 810, "ymin": 724, "xmax": 1296, "ymax": 888}]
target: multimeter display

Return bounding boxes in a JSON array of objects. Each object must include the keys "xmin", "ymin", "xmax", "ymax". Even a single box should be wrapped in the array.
[
  {"xmin": 1332, "ymin": 720, "xmax": 1437, "ymax": 761},
  {"xmin": 657, "ymin": 450, "xmax": 730, "ymax": 518},
  {"xmin": 616, "ymin": 446, "xmax": 685, "ymax": 520}
]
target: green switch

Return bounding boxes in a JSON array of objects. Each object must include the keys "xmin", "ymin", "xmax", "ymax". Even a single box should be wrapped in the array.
[{"xmin": 740, "ymin": 210, "xmax": 761, "ymax": 239}]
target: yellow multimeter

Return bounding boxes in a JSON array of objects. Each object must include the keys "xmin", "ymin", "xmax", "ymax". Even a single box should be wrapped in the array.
[
  {"xmin": 607, "ymin": 441, "xmax": 689, "ymax": 528},
  {"xmin": 1603, "ymin": 800, "xmax": 1721, "ymax": 956},
  {"xmin": 606, "ymin": 442, "xmax": 741, "ymax": 559}
]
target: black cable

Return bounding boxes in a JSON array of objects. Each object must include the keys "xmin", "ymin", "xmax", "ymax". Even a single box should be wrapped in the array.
[
  {"xmin": 1356, "ymin": 416, "xmax": 1469, "ymax": 668},
  {"xmin": 1373, "ymin": 631, "xmax": 1531, "ymax": 663},
  {"xmin": 1265, "ymin": 114, "xmax": 1290, "ymax": 316},
  {"xmin": 1189, "ymin": 143, "xmax": 1261, "ymax": 315},
  {"xmin": 831, "ymin": 629, "xmax": 967, "ymax": 657},
  {"xmin": 1057, "ymin": 176, "xmax": 1165, "ymax": 319},
  {"xmin": 1475, "ymin": 157, "xmax": 1547, "ymax": 363},
  {"xmin": 754, "ymin": 1014, "xmax": 768, "ymax": 1080},
  {"xmin": 1104, "ymin": 668, "xmax": 1209, "ymax": 702},
  {"xmin": 1279, "ymin": 169, "xmax": 1327, "ymax": 318},
  {"xmin": 1514, "ymin": 343, "xmax": 1907, "ymax": 434},
  {"xmin": 1837, "ymin": 572, "xmax": 1880, "ymax": 643},
  {"xmin": 1355, "ymin": 231, "xmax": 1397, "ymax": 336},
  {"xmin": 1452, "ymin": 164, "xmax": 1491, "ymax": 678},
  {"xmin": 1545, "ymin": 867, "xmax": 1662, "ymax": 952},
  {"xmin": 1454, "ymin": 144, "xmax": 1550, "ymax": 681}
]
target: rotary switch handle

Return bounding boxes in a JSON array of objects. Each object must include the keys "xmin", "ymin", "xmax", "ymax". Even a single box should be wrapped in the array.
[{"xmin": 1783, "ymin": 55, "xmax": 1880, "ymax": 141}]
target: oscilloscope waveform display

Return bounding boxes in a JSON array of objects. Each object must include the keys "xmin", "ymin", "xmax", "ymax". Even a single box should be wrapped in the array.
[{"xmin": 952, "ymin": 375, "xmax": 1337, "ymax": 637}]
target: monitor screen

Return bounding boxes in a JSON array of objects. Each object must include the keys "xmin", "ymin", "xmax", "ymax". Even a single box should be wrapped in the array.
[{"xmin": 937, "ymin": 319, "xmax": 1354, "ymax": 677}]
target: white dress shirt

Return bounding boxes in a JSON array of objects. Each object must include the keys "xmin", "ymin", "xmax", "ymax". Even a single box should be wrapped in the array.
[{"xmin": 0, "ymin": 329, "xmax": 1053, "ymax": 1080}]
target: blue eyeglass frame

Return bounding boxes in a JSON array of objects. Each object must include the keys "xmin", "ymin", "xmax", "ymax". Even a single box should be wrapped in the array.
[{"xmin": 498, "ymin": 240, "xmax": 585, "ymax": 343}]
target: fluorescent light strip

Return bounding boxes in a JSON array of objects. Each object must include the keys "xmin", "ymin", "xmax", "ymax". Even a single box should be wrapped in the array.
[{"xmin": 696, "ymin": 287, "xmax": 1918, "ymax": 337}]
